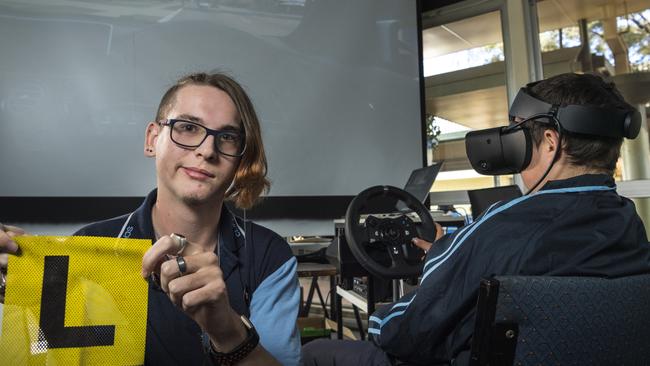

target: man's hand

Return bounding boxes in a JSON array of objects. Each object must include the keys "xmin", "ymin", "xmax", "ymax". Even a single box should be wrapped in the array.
[
  {"xmin": 0, "ymin": 224, "xmax": 26, "ymax": 303},
  {"xmin": 411, "ymin": 222, "xmax": 445, "ymax": 255},
  {"xmin": 141, "ymin": 235, "xmax": 247, "ymax": 352}
]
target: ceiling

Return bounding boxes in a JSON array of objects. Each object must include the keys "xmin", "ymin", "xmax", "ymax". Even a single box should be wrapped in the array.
[
  {"xmin": 422, "ymin": 0, "xmax": 650, "ymax": 59},
  {"xmin": 423, "ymin": 10, "xmax": 501, "ymax": 59},
  {"xmin": 426, "ymin": 85, "xmax": 508, "ymax": 131}
]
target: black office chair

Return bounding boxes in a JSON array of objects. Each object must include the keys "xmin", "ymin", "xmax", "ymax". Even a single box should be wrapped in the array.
[{"xmin": 469, "ymin": 274, "xmax": 650, "ymax": 366}]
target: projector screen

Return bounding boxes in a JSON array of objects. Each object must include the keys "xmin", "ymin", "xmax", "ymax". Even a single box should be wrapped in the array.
[{"xmin": 0, "ymin": 0, "xmax": 424, "ymax": 199}]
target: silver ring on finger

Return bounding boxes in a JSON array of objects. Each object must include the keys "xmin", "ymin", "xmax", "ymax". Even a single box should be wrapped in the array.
[
  {"xmin": 176, "ymin": 256, "xmax": 187, "ymax": 276},
  {"xmin": 170, "ymin": 233, "xmax": 187, "ymax": 255}
]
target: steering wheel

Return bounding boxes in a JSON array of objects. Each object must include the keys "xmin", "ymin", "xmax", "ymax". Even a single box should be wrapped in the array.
[{"xmin": 344, "ymin": 185, "xmax": 438, "ymax": 279}]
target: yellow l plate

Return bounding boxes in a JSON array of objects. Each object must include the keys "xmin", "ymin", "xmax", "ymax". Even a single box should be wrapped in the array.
[{"xmin": 0, "ymin": 236, "xmax": 150, "ymax": 366}]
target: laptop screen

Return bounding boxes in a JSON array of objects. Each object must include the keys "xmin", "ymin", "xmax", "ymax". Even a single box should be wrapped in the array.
[
  {"xmin": 396, "ymin": 162, "xmax": 443, "ymax": 212},
  {"xmin": 403, "ymin": 162, "xmax": 443, "ymax": 202},
  {"xmin": 468, "ymin": 185, "xmax": 522, "ymax": 218}
]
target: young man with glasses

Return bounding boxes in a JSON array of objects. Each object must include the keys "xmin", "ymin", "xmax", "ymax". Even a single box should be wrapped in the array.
[{"xmin": 0, "ymin": 72, "xmax": 301, "ymax": 365}]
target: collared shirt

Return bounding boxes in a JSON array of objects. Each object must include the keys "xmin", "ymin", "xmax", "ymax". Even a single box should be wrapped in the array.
[
  {"xmin": 74, "ymin": 189, "xmax": 301, "ymax": 365},
  {"xmin": 368, "ymin": 174, "xmax": 650, "ymax": 365}
]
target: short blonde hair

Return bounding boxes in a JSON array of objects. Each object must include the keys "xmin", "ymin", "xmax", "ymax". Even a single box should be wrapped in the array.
[{"xmin": 156, "ymin": 72, "xmax": 270, "ymax": 209}]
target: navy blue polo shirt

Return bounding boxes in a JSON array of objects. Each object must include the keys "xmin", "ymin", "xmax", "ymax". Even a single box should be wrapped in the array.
[
  {"xmin": 74, "ymin": 190, "xmax": 301, "ymax": 365},
  {"xmin": 368, "ymin": 174, "xmax": 650, "ymax": 364}
]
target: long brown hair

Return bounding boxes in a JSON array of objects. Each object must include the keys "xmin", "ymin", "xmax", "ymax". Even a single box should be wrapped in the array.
[{"xmin": 155, "ymin": 72, "xmax": 270, "ymax": 209}]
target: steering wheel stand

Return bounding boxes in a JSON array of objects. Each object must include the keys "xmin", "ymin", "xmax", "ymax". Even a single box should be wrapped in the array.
[{"xmin": 334, "ymin": 185, "xmax": 438, "ymax": 340}]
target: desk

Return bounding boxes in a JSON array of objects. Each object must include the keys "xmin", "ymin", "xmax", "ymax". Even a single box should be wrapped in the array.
[{"xmin": 297, "ymin": 262, "xmax": 337, "ymax": 319}]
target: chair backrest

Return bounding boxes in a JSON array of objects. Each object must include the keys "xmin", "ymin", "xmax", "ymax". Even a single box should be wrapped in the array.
[{"xmin": 470, "ymin": 274, "xmax": 650, "ymax": 366}]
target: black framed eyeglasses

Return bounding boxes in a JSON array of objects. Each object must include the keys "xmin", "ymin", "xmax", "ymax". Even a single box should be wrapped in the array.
[{"xmin": 158, "ymin": 119, "xmax": 246, "ymax": 157}]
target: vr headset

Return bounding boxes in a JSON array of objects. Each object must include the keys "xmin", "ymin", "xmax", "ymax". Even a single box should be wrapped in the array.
[{"xmin": 465, "ymin": 81, "xmax": 642, "ymax": 175}]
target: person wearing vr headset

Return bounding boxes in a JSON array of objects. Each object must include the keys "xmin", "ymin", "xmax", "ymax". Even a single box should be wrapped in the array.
[
  {"xmin": 0, "ymin": 72, "xmax": 301, "ymax": 365},
  {"xmin": 302, "ymin": 73, "xmax": 650, "ymax": 365}
]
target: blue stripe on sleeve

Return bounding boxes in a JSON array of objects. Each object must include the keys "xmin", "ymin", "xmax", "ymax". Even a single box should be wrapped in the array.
[
  {"xmin": 249, "ymin": 257, "xmax": 301, "ymax": 366},
  {"xmin": 369, "ymin": 315, "xmax": 382, "ymax": 324},
  {"xmin": 423, "ymin": 201, "xmax": 500, "ymax": 273},
  {"xmin": 386, "ymin": 294, "xmax": 417, "ymax": 312}
]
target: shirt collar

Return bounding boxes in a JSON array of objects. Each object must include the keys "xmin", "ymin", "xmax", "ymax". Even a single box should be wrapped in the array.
[{"xmin": 539, "ymin": 174, "xmax": 616, "ymax": 191}]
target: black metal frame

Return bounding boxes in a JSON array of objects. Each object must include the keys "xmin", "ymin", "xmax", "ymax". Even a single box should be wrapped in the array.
[
  {"xmin": 300, "ymin": 275, "xmax": 336, "ymax": 320},
  {"xmin": 336, "ymin": 275, "xmax": 375, "ymax": 342},
  {"xmin": 470, "ymin": 278, "xmax": 518, "ymax": 366},
  {"xmin": 157, "ymin": 118, "xmax": 247, "ymax": 157},
  {"xmin": 0, "ymin": 196, "xmax": 356, "ymax": 223}
]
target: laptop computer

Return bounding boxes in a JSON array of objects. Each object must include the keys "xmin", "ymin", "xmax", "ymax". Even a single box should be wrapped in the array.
[
  {"xmin": 467, "ymin": 185, "xmax": 522, "ymax": 218},
  {"xmin": 396, "ymin": 161, "xmax": 443, "ymax": 212}
]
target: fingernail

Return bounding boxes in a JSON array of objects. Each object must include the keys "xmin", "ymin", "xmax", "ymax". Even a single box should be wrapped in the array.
[{"xmin": 6, "ymin": 240, "xmax": 18, "ymax": 253}]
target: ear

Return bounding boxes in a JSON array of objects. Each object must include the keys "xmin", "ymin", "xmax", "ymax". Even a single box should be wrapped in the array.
[
  {"xmin": 542, "ymin": 129, "xmax": 560, "ymax": 153},
  {"xmin": 144, "ymin": 122, "xmax": 159, "ymax": 157}
]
